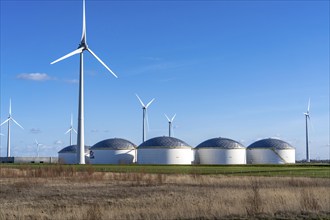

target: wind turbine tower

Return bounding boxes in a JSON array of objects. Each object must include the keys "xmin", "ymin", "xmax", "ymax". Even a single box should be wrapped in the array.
[
  {"xmin": 303, "ymin": 99, "xmax": 311, "ymax": 162},
  {"xmin": 51, "ymin": 0, "xmax": 118, "ymax": 164},
  {"xmin": 165, "ymin": 114, "xmax": 176, "ymax": 137},
  {"xmin": 35, "ymin": 139, "xmax": 41, "ymax": 157},
  {"xmin": 0, "ymin": 99, "xmax": 24, "ymax": 157},
  {"xmin": 136, "ymin": 94, "xmax": 155, "ymax": 143},
  {"xmin": 65, "ymin": 114, "xmax": 77, "ymax": 146}
]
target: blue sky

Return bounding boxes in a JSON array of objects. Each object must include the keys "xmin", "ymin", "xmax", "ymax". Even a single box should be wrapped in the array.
[{"xmin": 0, "ymin": 0, "xmax": 329, "ymax": 159}]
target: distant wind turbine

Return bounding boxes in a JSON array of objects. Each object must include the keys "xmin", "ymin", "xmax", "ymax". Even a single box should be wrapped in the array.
[
  {"xmin": 51, "ymin": 0, "xmax": 118, "ymax": 164},
  {"xmin": 65, "ymin": 114, "xmax": 77, "ymax": 146},
  {"xmin": 136, "ymin": 94, "xmax": 155, "ymax": 142},
  {"xmin": 35, "ymin": 139, "xmax": 42, "ymax": 157},
  {"xmin": 0, "ymin": 99, "xmax": 24, "ymax": 157},
  {"xmin": 165, "ymin": 114, "xmax": 176, "ymax": 137},
  {"xmin": 303, "ymin": 98, "xmax": 311, "ymax": 162}
]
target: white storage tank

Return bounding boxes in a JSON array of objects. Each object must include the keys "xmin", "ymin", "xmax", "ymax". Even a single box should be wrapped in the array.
[
  {"xmin": 89, "ymin": 138, "xmax": 136, "ymax": 164},
  {"xmin": 196, "ymin": 137, "xmax": 246, "ymax": 164},
  {"xmin": 137, "ymin": 136, "xmax": 193, "ymax": 164},
  {"xmin": 247, "ymin": 138, "xmax": 295, "ymax": 164},
  {"xmin": 58, "ymin": 145, "xmax": 90, "ymax": 164}
]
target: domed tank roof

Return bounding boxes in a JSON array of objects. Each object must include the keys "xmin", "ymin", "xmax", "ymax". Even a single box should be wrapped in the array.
[
  {"xmin": 138, "ymin": 136, "xmax": 191, "ymax": 149},
  {"xmin": 196, "ymin": 137, "xmax": 245, "ymax": 149},
  {"xmin": 91, "ymin": 138, "xmax": 136, "ymax": 150},
  {"xmin": 247, "ymin": 138, "xmax": 294, "ymax": 150},
  {"xmin": 58, "ymin": 145, "xmax": 90, "ymax": 153}
]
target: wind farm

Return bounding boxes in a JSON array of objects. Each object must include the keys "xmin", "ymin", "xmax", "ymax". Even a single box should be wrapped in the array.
[
  {"xmin": 0, "ymin": 0, "xmax": 328, "ymax": 163},
  {"xmin": 0, "ymin": 0, "xmax": 329, "ymax": 219}
]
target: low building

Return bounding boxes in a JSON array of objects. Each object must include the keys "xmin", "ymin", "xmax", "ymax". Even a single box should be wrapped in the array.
[
  {"xmin": 196, "ymin": 137, "xmax": 246, "ymax": 164},
  {"xmin": 0, "ymin": 157, "xmax": 58, "ymax": 163},
  {"xmin": 247, "ymin": 138, "xmax": 295, "ymax": 164},
  {"xmin": 89, "ymin": 138, "xmax": 136, "ymax": 164},
  {"xmin": 137, "ymin": 136, "xmax": 193, "ymax": 164},
  {"xmin": 58, "ymin": 145, "xmax": 90, "ymax": 164}
]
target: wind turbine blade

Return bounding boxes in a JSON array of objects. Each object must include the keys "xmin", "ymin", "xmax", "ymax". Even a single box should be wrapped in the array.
[
  {"xmin": 145, "ymin": 98, "xmax": 155, "ymax": 109},
  {"xmin": 171, "ymin": 114, "xmax": 176, "ymax": 122},
  {"xmin": 0, "ymin": 133, "xmax": 4, "ymax": 136},
  {"xmin": 306, "ymin": 112, "xmax": 314, "ymax": 133},
  {"xmin": 307, "ymin": 98, "xmax": 311, "ymax": 113},
  {"xmin": 35, "ymin": 139, "xmax": 38, "ymax": 145},
  {"xmin": 81, "ymin": 0, "xmax": 87, "ymax": 43},
  {"xmin": 135, "ymin": 94, "xmax": 145, "ymax": 107},
  {"xmin": 11, "ymin": 118, "xmax": 24, "ymax": 129},
  {"xmin": 164, "ymin": 114, "xmax": 170, "ymax": 122},
  {"xmin": 73, "ymin": 128, "xmax": 78, "ymax": 134},
  {"xmin": 87, "ymin": 48, "xmax": 118, "ymax": 78},
  {"xmin": 51, "ymin": 48, "xmax": 83, "ymax": 65},
  {"xmin": 70, "ymin": 114, "xmax": 73, "ymax": 126},
  {"xmin": 9, "ymin": 98, "xmax": 12, "ymax": 116},
  {"xmin": 0, "ymin": 118, "xmax": 10, "ymax": 127},
  {"xmin": 65, "ymin": 128, "xmax": 71, "ymax": 134}
]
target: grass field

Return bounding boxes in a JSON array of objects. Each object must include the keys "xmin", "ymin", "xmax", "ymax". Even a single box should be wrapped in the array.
[
  {"xmin": 0, "ymin": 164, "xmax": 329, "ymax": 219},
  {"xmin": 1, "ymin": 163, "xmax": 329, "ymax": 178}
]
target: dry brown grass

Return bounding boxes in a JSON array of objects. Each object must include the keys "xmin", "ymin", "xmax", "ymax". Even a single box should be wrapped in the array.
[{"xmin": 0, "ymin": 166, "xmax": 329, "ymax": 219}]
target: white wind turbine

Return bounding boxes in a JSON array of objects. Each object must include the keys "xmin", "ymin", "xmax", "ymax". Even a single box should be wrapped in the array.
[
  {"xmin": 65, "ymin": 114, "xmax": 77, "ymax": 146},
  {"xmin": 51, "ymin": 0, "xmax": 118, "ymax": 164},
  {"xmin": 303, "ymin": 98, "xmax": 311, "ymax": 163},
  {"xmin": 165, "ymin": 114, "xmax": 176, "ymax": 137},
  {"xmin": 0, "ymin": 99, "xmax": 24, "ymax": 157},
  {"xmin": 136, "ymin": 94, "xmax": 155, "ymax": 143},
  {"xmin": 35, "ymin": 139, "xmax": 42, "ymax": 157}
]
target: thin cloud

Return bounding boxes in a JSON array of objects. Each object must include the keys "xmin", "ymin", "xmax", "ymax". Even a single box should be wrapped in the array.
[
  {"xmin": 30, "ymin": 128, "xmax": 41, "ymax": 134},
  {"xmin": 54, "ymin": 140, "xmax": 63, "ymax": 145},
  {"xmin": 64, "ymin": 79, "xmax": 79, "ymax": 84},
  {"xmin": 17, "ymin": 73, "xmax": 54, "ymax": 81}
]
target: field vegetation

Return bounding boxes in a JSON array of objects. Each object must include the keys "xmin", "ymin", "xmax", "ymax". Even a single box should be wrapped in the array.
[{"xmin": 0, "ymin": 164, "xmax": 329, "ymax": 219}]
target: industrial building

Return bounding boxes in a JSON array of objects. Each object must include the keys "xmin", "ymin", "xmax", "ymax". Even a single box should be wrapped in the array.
[
  {"xmin": 89, "ymin": 138, "xmax": 136, "ymax": 164},
  {"xmin": 58, "ymin": 145, "xmax": 90, "ymax": 164},
  {"xmin": 246, "ymin": 138, "xmax": 295, "ymax": 164},
  {"xmin": 0, "ymin": 157, "xmax": 58, "ymax": 164},
  {"xmin": 196, "ymin": 137, "xmax": 246, "ymax": 164},
  {"xmin": 137, "ymin": 136, "xmax": 193, "ymax": 164}
]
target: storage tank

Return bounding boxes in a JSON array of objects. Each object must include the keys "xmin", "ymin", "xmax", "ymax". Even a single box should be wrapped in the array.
[
  {"xmin": 89, "ymin": 138, "xmax": 136, "ymax": 164},
  {"xmin": 247, "ymin": 138, "xmax": 295, "ymax": 164},
  {"xmin": 58, "ymin": 145, "xmax": 90, "ymax": 164},
  {"xmin": 196, "ymin": 137, "xmax": 246, "ymax": 164},
  {"xmin": 137, "ymin": 136, "xmax": 193, "ymax": 164}
]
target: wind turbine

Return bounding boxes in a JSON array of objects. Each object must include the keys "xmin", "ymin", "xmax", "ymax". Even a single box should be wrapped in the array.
[
  {"xmin": 0, "ymin": 99, "xmax": 24, "ymax": 157},
  {"xmin": 303, "ymin": 98, "xmax": 311, "ymax": 163},
  {"xmin": 51, "ymin": 0, "xmax": 118, "ymax": 164},
  {"xmin": 65, "ymin": 114, "xmax": 77, "ymax": 146},
  {"xmin": 165, "ymin": 114, "xmax": 176, "ymax": 137},
  {"xmin": 135, "ymin": 94, "xmax": 155, "ymax": 143},
  {"xmin": 35, "ymin": 139, "xmax": 42, "ymax": 157}
]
